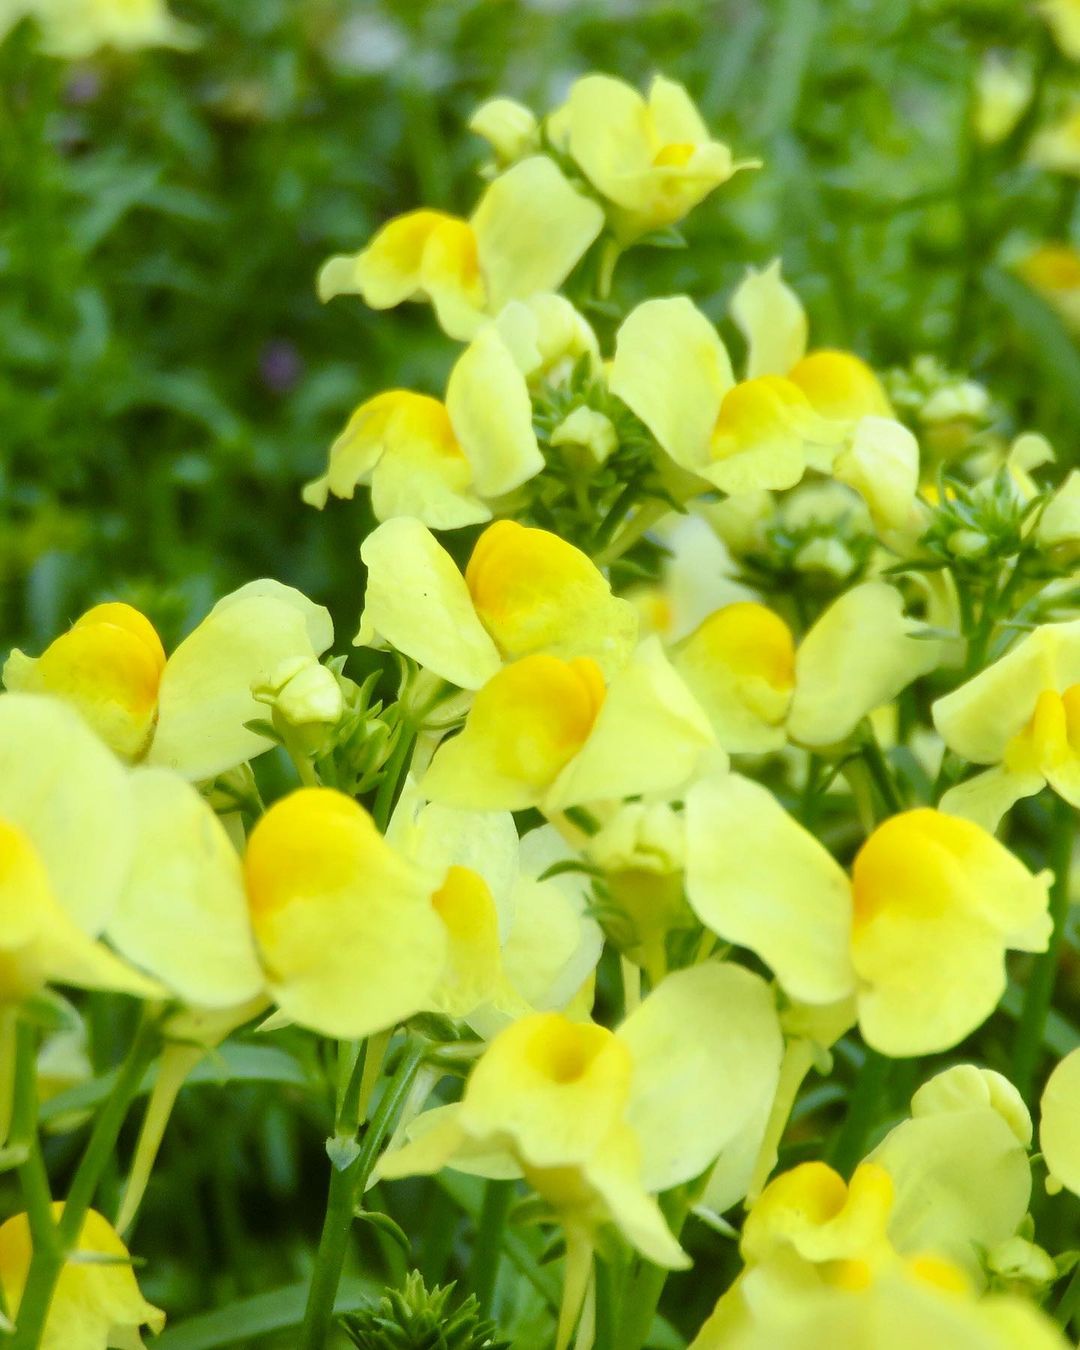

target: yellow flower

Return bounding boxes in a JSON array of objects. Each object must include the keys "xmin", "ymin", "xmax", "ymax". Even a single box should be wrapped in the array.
[
  {"xmin": 302, "ymin": 327, "xmax": 541, "ymax": 527},
  {"xmin": 492, "ymin": 293, "xmax": 600, "ymax": 387},
  {"xmin": 1040, "ymin": 1045, "xmax": 1080, "ymax": 1197},
  {"xmin": 0, "ymin": 1205, "xmax": 164, "ymax": 1349},
  {"xmin": 244, "ymin": 787, "xmax": 447, "ymax": 1038},
  {"xmin": 4, "ymin": 580, "xmax": 333, "ymax": 781},
  {"xmin": 421, "ymin": 638, "xmax": 717, "ymax": 813},
  {"xmin": 468, "ymin": 97, "xmax": 539, "ymax": 164},
  {"xmin": 934, "ymin": 620, "xmax": 1080, "ymax": 830},
  {"xmin": 686, "ymin": 778, "xmax": 1051, "ymax": 1054},
  {"xmin": 26, "ymin": 0, "xmax": 196, "ymax": 59},
  {"xmin": 317, "ymin": 158, "xmax": 603, "ymax": 340},
  {"xmin": 1016, "ymin": 243, "xmax": 1080, "ymax": 331},
  {"xmin": 0, "ymin": 693, "xmax": 162, "ymax": 1005},
  {"xmin": 1042, "ymin": 0, "xmax": 1080, "ymax": 60},
  {"xmin": 674, "ymin": 580, "xmax": 939, "ymax": 753},
  {"xmin": 866, "ymin": 1066, "xmax": 1033, "ymax": 1282},
  {"xmin": 1031, "ymin": 104, "xmax": 1080, "ymax": 175},
  {"xmin": 355, "ymin": 517, "xmax": 638, "ymax": 689},
  {"xmin": 610, "ymin": 264, "xmax": 900, "ymax": 501},
  {"xmin": 378, "ymin": 963, "xmax": 783, "ymax": 1274},
  {"xmin": 550, "ymin": 73, "xmax": 754, "ymax": 243}
]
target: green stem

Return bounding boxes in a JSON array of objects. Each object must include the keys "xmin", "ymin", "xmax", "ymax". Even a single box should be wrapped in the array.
[
  {"xmin": 297, "ymin": 1038, "xmax": 427, "ymax": 1350},
  {"xmin": 860, "ymin": 729, "xmax": 903, "ymax": 817},
  {"xmin": 592, "ymin": 498, "xmax": 672, "ymax": 569},
  {"xmin": 372, "ymin": 722, "xmax": 416, "ymax": 833},
  {"xmin": 1055, "ymin": 1260, "xmax": 1080, "ymax": 1330},
  {"xmin": 469, "ymin": 1179, "xmax": 514, "ymax": 1318},
  {"xmin": 1013, "ymin": 797, "xmax": 1075, "ymax": 1100},
  {"xmin": 592, "ymin": 1256, "xmax": 618, "ymax": 1350},
  {"xmin": 828, "ymin": 1048, "xmax": 891, "ymax": 1177},
  {"xmin": 11, "ymin": 1016, "xmax": 157, "ymax": 1350},
  {"xmin": 617, "ymin": 1190, "xmax": 692, "ymax": 1350}
]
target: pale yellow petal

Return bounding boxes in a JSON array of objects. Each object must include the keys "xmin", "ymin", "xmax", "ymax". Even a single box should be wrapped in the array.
[
  {"xmin": 789, "ymin": 581, "xmax": 940, "ymax": 747},
  {"xmin": 444, "ymin": 325, "xmax": 543, "ymax": 497},
  {"xmin": 470, "ymin": 156, "xmax": 604, "ymax": 313},
  {"xmin": 618, "ymin": 962, "xmax": 783, "ymax": 1192},
  {"xmin": 933, "ymin": 622, "xmax": 1080, "ymax": 764},
  {"xmin": 938, "ymin": 765, "xmax": 1044, "ymax": 833},
  {"xmin": 833, "ymin": 416, "xmax": 920, "ymax": 532},
  {"xmin": 1041, "ymin": 1047, "xmax": 1080, "ymax": 1196},
  {"xmin": 108, "ymin": 768, "xmax": 264, "ymax": 1009},
  {"xmin": 355, "ymin": 518, "xmax": 501, "ymax": 690},
  {"xmin": 148, "ymin": 585, "xmax": 333, "ymax": 781},
  {"xmin": 684, "ymin": 774, "xmax": 856, "ymax": 1004},
  {"xmin": 610, "ymin": 297, "xmax": 733, "ymax": 474},
  {"xmin": 730, "ymin": 260, "xmax": 808, "ymax": 379},
  {"xmin": 546, "ymin": 637, "xmax": 717, "ymax": 811},
  {"xmin": 0, "ymin": 692, "xmax": 134, "ymax": 934}
]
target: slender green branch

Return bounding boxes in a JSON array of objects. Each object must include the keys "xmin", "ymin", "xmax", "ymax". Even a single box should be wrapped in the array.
[
  {"xmin": 1013, "ymin": 797, "xmax": 1075, "ymax": 1100},
  {"xmin": 828, "ymin": 1048, "xmax": 891, "ymax": 1177},
  {"xmin": 297, "ymin": 1037, "xmax": 427, "ymax": 1350},
  {"xmin": 469, "ymin": 1179, "xmax": 514, "ymax": 1318},
  {"xmin": 372, "ymin": 721, "xmax": 416, "ymax": 833}
]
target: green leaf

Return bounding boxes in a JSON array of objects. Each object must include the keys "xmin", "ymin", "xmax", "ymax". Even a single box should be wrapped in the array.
[
  {"xmin": 153, "ymin": 1276, "xmax": 381, "ymax": 1349},
  {"xmin": 981, "ymin": 267, "xmax": 1080, "ymax": 425}
]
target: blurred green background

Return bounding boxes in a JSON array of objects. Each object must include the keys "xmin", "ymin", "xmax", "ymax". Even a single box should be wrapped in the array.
[{"xmin": 4, "ymin": 1, "xmax": 1080, "ymax": 1340}]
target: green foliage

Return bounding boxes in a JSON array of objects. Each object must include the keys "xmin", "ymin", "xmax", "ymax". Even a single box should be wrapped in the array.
[{"xmin": 341, "ymin": 1272, "xmax": 511, "ymax": 1350}]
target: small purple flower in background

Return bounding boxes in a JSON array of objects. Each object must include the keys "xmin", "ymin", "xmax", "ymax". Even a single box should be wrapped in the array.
[
  {"xmin": 259, "ymin": 339, "xmax": 303, "ymax": 394},
  {"xmin": 64, "ymin": 67, "xmax": 103, "ymax": 106}
]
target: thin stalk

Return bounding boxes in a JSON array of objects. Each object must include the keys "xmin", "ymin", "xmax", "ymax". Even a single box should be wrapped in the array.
[
  {"xmin": 555, "ymin": 1227, "xmax": 593, "ymax": 1350},
  {"xmin": 592, "ymin": 499, "xmax": 671, "ymax": 570},
  {"xmin": 372, "ymin": 722, "xmax": 416, "ymax": 833},
  {"xmin": 0, "ymin": 1007, "xmax": 17, "ymax": 1149},
  {"xmin": 11, "ymin": 1016, "xmax": 157, "ymax": 1350},
  {"xmin": 297, "ymin": 1038, "xmax": 427, "ymax": 1350},
  {"xmin": 469, "ymin": 1179, "xmax": 514, "ymax": 1318},
  {"xmin": 1055, "ymin": 1260, "xmax": 1080, "ymax": 1330},
  {"xmin": 617, "ymin": 1189, "xmax": 692, "ymax": 1350},
  {"xmin": 1013, "ymin": 797, "xmax": 1075, "ymax": 1100},
  {"xmin": 860, "ymin": 730, "xmax": 903, "ymax": 817}
]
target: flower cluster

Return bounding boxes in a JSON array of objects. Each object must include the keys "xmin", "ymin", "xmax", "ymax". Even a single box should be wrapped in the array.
[{"xmin": 2, "ymin": 68, "xmax": 1080, "ymax": 1350}]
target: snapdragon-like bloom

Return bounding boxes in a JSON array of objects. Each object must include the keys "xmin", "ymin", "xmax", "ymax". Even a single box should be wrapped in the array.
[
  {"xmin": 609, "ymin": 263, "xmax": 906, "ymax": 504},
  {"xmin": 692, "ymin": 1065, "xmax": 1053, "ymax": 1349},
  {"xmin": 548, "ymin": 74, "xmax": 753, "ymax": 243},
  {"xmin": 934, "ymin": 619, "xmax": 1080, "ymax": 830},
  {"xmin": 377, "ymin": 964, "xmax": 783, "ymax": 1280},
  {"xmin": 672, "ymin": 580, "xmax": 938, "ymax": 752},
  {"xmin": 686, "ymin": 777, "xmax": 1051, "ymax": 1054},
  {"xmin": 0, "ymin": 1206, "xmax": 164, "ymax": 1349},
  {"xmin": 422, "ymin": 638, "xmax": 717, "ymax": 813},
  {"xmin": 4, "ymin": 581, "xmax": 333, "ymax": 782},
  {"xmin": 355, "ymin": 517, "xmax": 638, "ymax": 688},
  {"xmin": 0, "ymin": 693, "xmax": 162, "ymax": 1004},
  {"xmin": 302, "ymin": 327, "xmax": 541, "ymax": 528},
  {"xmin": 317, "ymin": 158, "xmax": 603, "ymax": 340}
]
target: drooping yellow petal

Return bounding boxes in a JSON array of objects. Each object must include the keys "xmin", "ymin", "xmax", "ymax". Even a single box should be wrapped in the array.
[
  {"xmin": 355, "ymin": 519, "xmax": 502, "ymax": 690},
  {"xmin": 465, "ymin": 520, "xmax": 638, "ymax": 676},
  {"xmin": 301, "ymin": 390, "xmax": 420, "ymax": 509},
  {"xmin": 1040, "ymin": 1046, "xmax": 1080, "ymax": 1197},
  {"xmin": 147, "ymin": 581, "xmax": 333, "ymax": 781},
  {"xmin": 832, "ymin": 416, "xmax": 920, "ymax": 532},
  {"xmin": 730, "ymin": 260, "xmax": 808, "ymax": 379},
  {"xmin": 788, "ymin": 581, "xmax": 939, "ymax": 748},
  {"xmin": 851, "ymin": 810, "xmax": 1051, "ymax": 1055},
  {"xmin": 617, "ymin": 963, "xmax": 783, "ymax": 1193},
  {"xmin": 470, "ymin": 156, "xmax": 604, "ymax": 314},
  {"xmin": 4, "ymin": 603, "xmax": 165, "ymax": 760},
  {"xmin": 673, "ymin": 602, "xmax": 795, "ymax": 753},
  {"xmin": 685, "ymin": 774, "xmax": 856, "ymax": 1005},
  {"xmin": 0, "ymin": 693, "xmax": 134, "ymax": 934},
  {"xmin": 108, "ymin": 768, "xmax": 264, "ymax": 1009},
  {"xmin": 0, "ymin": 816, "xmax": 161, "ymax": 1004},
  {"xmin": 707, "ymin": 375, "xmax": 817, "ymax": 495},
  {"xmin": 422, "ymin": 655, "xmax": 606, "ymax": 811},
  {"xmin": 546, "ymin": 638, "xmax": 717, "ymax": 812},
  {"xmin": 244, "ymin": 788, "xmax": 446, "ymax": 1038},
  {"xmin": 610, "ymin": 297, "xmax": 734, "ymax": 476},
  {"xmin": 444, "ymin": 325, "xmax": 543, "ymax": 498},
  {"xmin": 939, "ymin": 764, "xmax": 1045, "ymax": 833},
  {"xmin": 0, "ymin": 1206, "xmax": 164, "ymax": 1350}
]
